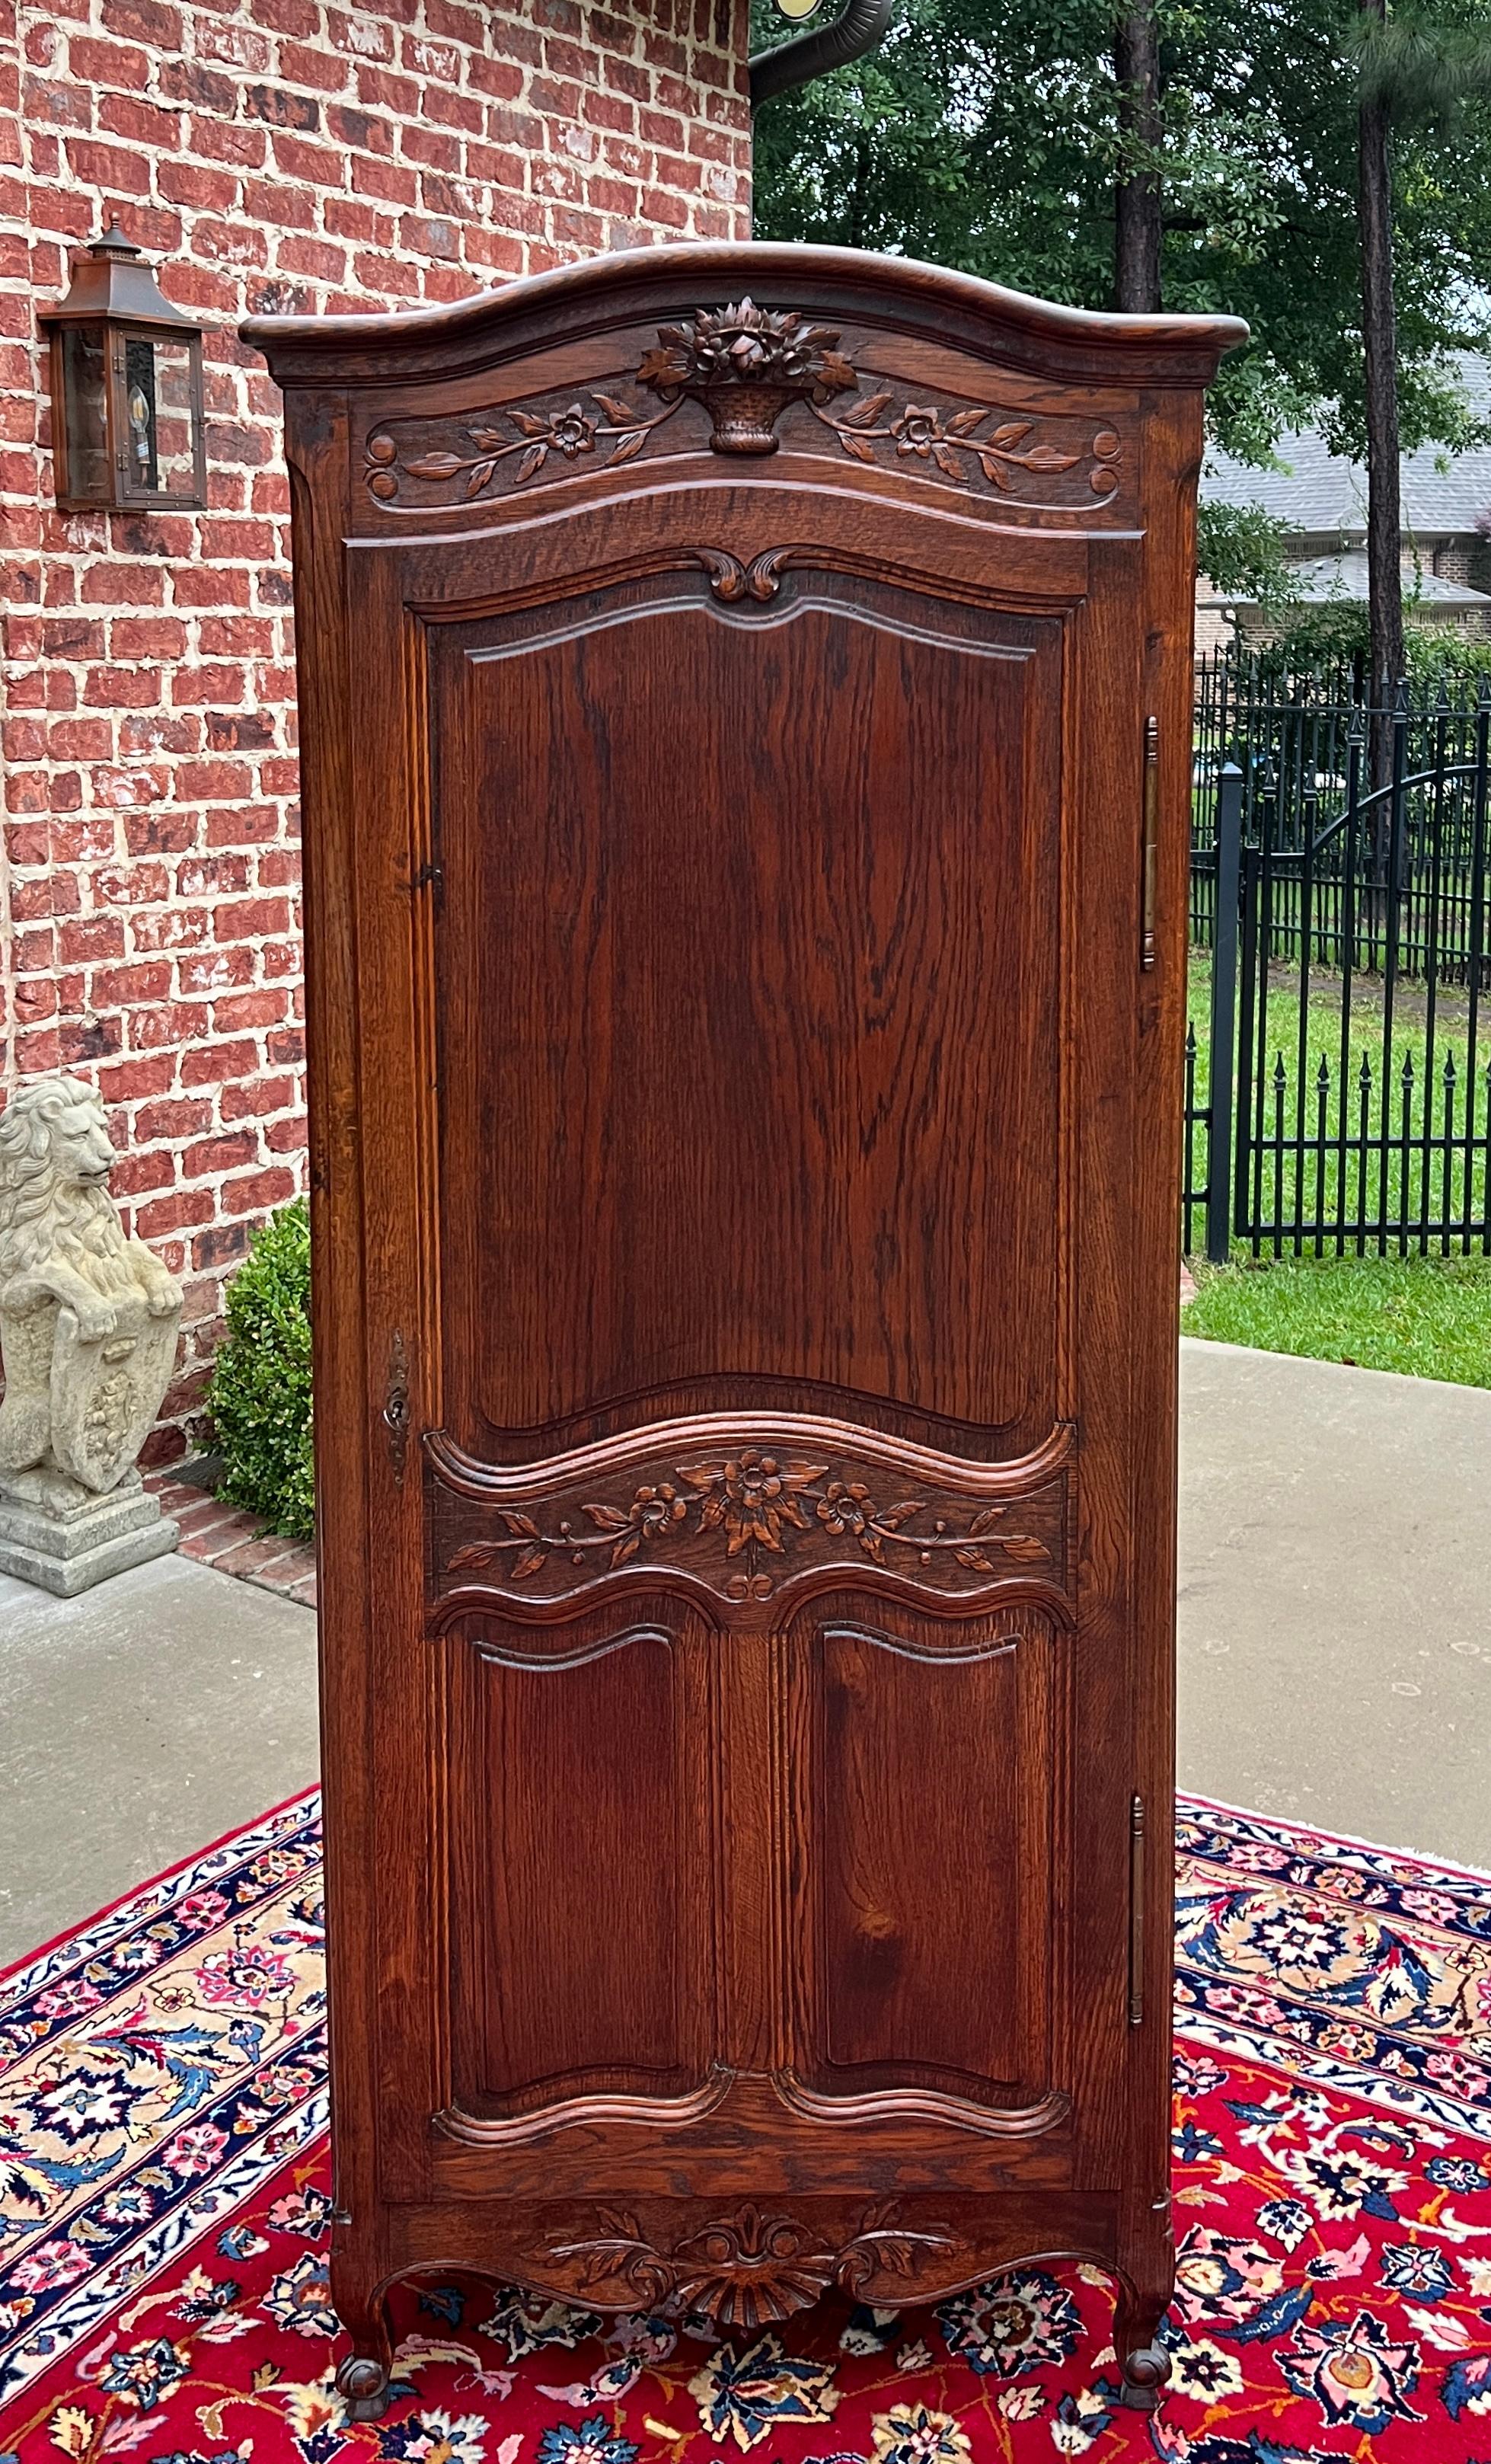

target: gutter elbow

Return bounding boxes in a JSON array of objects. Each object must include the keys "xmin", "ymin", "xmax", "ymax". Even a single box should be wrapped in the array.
[{"xmin": 749, "ymin": 0, "xmax": 894, "ymax": 110}]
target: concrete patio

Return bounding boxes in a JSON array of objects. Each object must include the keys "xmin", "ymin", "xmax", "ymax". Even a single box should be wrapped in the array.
[
  {"xmin": 1176, "ymin": 1337, "xmax": 1490, "ymax": 1865},
  {"xmin": 2, "ymin": 1335, "xmax": 1486, "ymax": 1967}
]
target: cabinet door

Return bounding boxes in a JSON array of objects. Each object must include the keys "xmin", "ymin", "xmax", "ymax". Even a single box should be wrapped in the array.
[
  {"xmin": 426, "ymin": 565, "xmax": 1068, "ymax": 1462},
  {"xmin": 346, "ymin": 480, "xmax": 1139, "ymax": 2237}
]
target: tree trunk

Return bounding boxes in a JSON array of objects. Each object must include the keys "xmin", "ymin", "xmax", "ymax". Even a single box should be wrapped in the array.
[
  {"xmin": 1114, "ymin": 0, "xmax": 1163, "ymax": 311},
  {"xmin": 1357, "ymin": 0, "xmax": 1403, "ymax": 785}
]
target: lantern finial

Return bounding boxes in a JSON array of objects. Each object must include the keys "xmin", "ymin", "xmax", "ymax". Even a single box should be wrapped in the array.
[{"xmin": 89, "ymin": 220, "xmax": 142, "ymax": 260}]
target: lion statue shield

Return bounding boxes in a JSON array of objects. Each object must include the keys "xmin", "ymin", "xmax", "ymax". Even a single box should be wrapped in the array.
[{"xmin": 0, "ymin": 1074, "xmax": 184, "ymax": 1496}]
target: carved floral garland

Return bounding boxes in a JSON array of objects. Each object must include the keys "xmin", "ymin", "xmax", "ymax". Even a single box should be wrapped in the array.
[
  {"xmin": 362, "ymin": 299, "xmax": 1123, "ymax": 507},
  {"xmin": 364, "ymin": 391, "xmax": 681, "ymax": 503},
  {"xmin": 445, "ymin": 1446, "xmax": 1053, "ymax": 1588},
  {"xmin": 812, "ymin": 395, "xmax": 1123, "ymax": 497}
]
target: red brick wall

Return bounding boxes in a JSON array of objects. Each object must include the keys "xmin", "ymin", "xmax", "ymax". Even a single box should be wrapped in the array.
[{"xmin": 0, "ymin": 0, "xmax": 751, "ymax": 1463}]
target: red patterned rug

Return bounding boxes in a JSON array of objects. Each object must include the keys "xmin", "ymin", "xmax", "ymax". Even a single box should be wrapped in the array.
[{"xmin": 2, "ymin": 1792, "xmax": 1490, "ymax": 2462}]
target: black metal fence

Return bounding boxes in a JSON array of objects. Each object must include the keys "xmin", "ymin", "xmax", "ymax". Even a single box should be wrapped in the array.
[{"xmin": 1184, "ymin": 659, "xmax": 1491, "ymax": 1258}]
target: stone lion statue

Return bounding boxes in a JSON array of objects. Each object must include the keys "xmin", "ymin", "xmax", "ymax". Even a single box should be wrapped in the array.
[{"xmin": 0, "ymin": 1073, "xmax": 183, "ymax": 1494}]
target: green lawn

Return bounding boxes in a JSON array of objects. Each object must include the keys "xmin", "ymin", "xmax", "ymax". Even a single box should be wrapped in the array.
[{"xmin": 1181, "ymin": 1254, "xmax": 1491, "ymax": 1385}]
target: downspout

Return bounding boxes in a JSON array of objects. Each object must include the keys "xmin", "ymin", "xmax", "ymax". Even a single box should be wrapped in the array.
[{"xmin": 749, "ymin": 0, "xmax": 894, "ymax": 108}]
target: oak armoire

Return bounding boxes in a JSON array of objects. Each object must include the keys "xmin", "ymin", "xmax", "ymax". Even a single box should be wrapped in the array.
[{"xmin": 244, "ymin": 245, "xmax": 1244, "ymax": 2419}]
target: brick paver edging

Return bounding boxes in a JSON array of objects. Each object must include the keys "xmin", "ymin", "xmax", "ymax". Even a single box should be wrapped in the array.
[{"xmin": 142, "ymin": 1468, "xmax": 317, "ymax": 1609}]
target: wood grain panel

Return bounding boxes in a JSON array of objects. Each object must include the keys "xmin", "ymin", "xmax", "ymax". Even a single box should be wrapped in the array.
[
  {"xmin": 816, "ymin": 1625, "xmax": 1022, "ymax": 2087},
  {"xmin": 431, "ymin": 576, "xmax": 1063, "ymax": 1454},
  {"xmin": 445, "ymin": 1608, "xmax": 714, "ymax": 2120},
  {"xmin": 784, "ymin": 1599, "xmax": 1058, "ymax": 2116}
]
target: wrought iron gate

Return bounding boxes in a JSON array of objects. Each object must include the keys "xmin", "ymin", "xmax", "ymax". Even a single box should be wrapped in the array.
[{"xmin": 1185, "ymin": 682, "xmax": 1491, "ymax": 1259}]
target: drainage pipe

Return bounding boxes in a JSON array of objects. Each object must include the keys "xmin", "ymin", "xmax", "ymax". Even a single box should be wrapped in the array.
[{"xmin": 748, "ymin": 0, "xmax": 895, "ymax": 109}]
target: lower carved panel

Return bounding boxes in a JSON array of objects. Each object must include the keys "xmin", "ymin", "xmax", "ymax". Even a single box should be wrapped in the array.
[
  {"xmin": 550, "ymin": 2197, "xmax": 954, "ymax": 2330},
  {"xmin": 363, "ymin": 2188, "xmax": 1143, "ymax": 2322},
  {"xmin": 334, "ymin": 2189, "xmax": 1174, "ymax": 2418}
]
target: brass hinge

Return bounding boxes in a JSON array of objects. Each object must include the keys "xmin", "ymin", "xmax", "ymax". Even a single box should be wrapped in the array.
[
  {"xmin": 1128, "ymin": 1791, "xmax": 1146, "ymax": 2026},
  {"xmin": 1141, "ymin": 716, "xmax": 1159, "ymax": 970}
]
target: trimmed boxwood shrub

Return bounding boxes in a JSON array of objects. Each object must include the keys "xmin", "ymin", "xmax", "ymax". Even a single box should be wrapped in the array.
[{"xmin": 209, "ymin": 1196, "xmax": 315, "ymax": 1540}]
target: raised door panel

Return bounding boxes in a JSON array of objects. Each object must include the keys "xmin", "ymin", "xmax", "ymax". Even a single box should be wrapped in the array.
[
  {"xmin": 784, "ymin": 1600, "xmax": 1062, "ymax": 2121},
  {"xmin": 428, "ymin": 568, "xmax": 1066, "ymax": 1459},
  {"xmin": 443, "ymin": 1603, "xmax": 716, "ymax": 2127}
]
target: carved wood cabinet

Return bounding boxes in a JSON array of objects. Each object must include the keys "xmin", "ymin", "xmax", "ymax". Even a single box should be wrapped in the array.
[{"xmin": 245, "ymin": 246, "xmax": 1243, "ymax": 2417}]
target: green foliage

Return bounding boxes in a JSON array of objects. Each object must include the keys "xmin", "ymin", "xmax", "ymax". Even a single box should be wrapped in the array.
[
  {"xmin": 1401, "ymin": 624, "xmax": 1491, "ymax": 680},
  {"xmin": 1350, "ymin": 0, "xmax": 1491, "ymax": 123},
  {"xmin": 1196, "ymin": 503, "xmax": 1294, "ymax": 608},
  {"xmin": 1183, "ymin": 1254, "xmax": 1491, "ymax": 1383},
  {"xmin": 1247, "ymin": 602, "xmax": 1491, "ymax": 679},
  {"xmin": 1265, "ymin": 602, "xmax": 1374, "ymax": 670},
  {"xmin": 209, "ymin": 1197, "xmax": 315, "ymax": 1540},
  {"xmin": 750, "ymin": 0, "xmax": 1491, "ymax": 469}
]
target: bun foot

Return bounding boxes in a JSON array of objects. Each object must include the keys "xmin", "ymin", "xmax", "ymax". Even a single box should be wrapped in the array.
[
  {"xmin": 337, "ymin": 2356, "xmax": 392, "ymax": 2422},
  {"xmin": 1116, "ymin": 2344, "xmax": 1171, "ymax": 2411}
]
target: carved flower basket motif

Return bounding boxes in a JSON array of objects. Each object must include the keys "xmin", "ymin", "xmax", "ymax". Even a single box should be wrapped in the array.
[{"xmin": 637, "ymin": 298, "xmax": 859, "ymax": 455}]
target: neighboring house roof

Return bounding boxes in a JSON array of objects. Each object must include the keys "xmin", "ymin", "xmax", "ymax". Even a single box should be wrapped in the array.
[
  {"xmin": 1198, "ymin": 550, "xmax": 1491, "ymax": 612},
  {"xmin": 1202, "ymin": 354, "xmax": 1491, "ymax": 541}
]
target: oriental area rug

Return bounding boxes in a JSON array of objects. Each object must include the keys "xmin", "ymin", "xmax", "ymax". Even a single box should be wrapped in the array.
[{"xmin": 2, "ymin": 1794, "xmax": 1490, "ymax": 2464}]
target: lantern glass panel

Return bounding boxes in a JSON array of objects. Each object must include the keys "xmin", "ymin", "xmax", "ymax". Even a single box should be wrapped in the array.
[
  {"xmin": 130, "ymin": 335, "xmax": 200, "ymax": 500},
  {"xmin": 60, "ymin": 326, "xmax": 109, "ymax": 504}
]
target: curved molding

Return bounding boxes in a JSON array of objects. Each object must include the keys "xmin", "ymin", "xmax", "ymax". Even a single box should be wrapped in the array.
[
  {"xmin": 393, "ymin": 485, "xmax": 1095, "ymax": 625},
  {"xmin": 425, "ymin": 1412, "xmax": 1074, "ymax": 1623},
  {"xmin": 428, "ymin": 1411, "xmax": 1074, "ymax": 1497},
  {"xmin": 350, "ymin": 2237, "xmax": 1145, "ymax": 2338},
  {"xmin": 773, "ymin": 2071, "xmax": 1071, "ymax": 2140},
  {"xmin": 464, "ymin": 1621, "xmax": 675, "ymax": 1672},
  {"xmin": 430, "ymin": 1562, "xmax": 1071, "ymax": 1635},
  {"xmin": 452, "ymin": 568, "xmax": 1049, "ymax": 667},
  {"xmin": 433, "ymin": 2068, "xmax": 733, "ymax": 2149},
  {"xmin": 242, "ymin": 241, "xmax": 1247, "ymax": 393},
  {"xmin": 818, "ymin": 1619, "xmax": 1020, "ymax": 1663},
  {"xmin": 433, "ymin": 2065, "xmax": 1069, "ymax": 2153}
]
